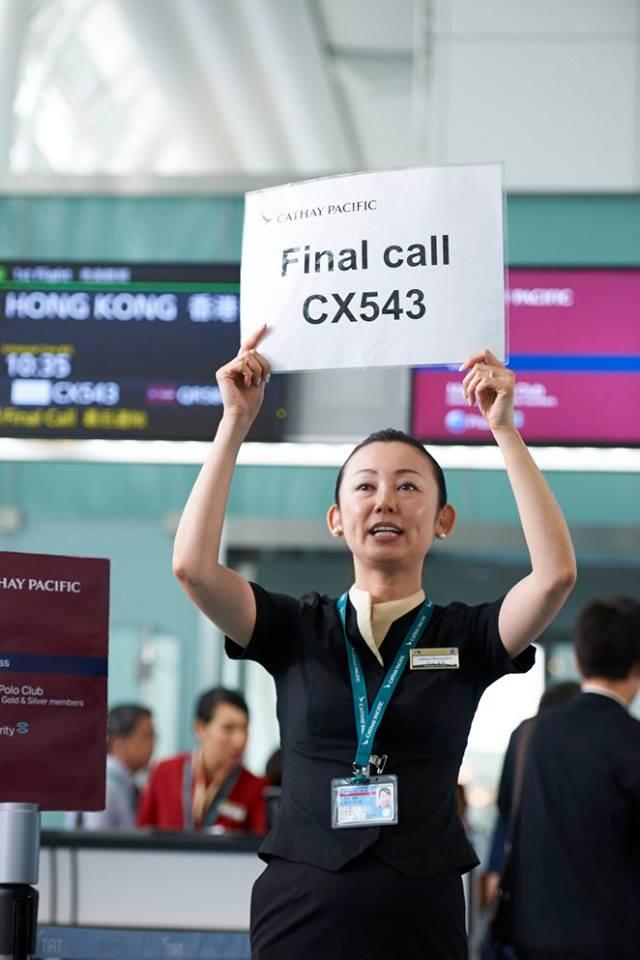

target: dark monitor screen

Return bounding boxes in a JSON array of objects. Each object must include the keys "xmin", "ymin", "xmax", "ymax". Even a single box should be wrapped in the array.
[
  {"xmin": 0, "ymin": 261, "xmax": 287, "ymax": 441},
  {"xmin": 412, "ymin": 267, "xmax": 640, "ymax": 446}
]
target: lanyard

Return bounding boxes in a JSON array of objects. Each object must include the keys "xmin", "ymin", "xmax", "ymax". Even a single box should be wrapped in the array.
[
  {"xmin": 182, "ymin": 755, "xmax": 242, "ymax": 830},
  {"xmin": 337, "ymin": 592, "xmax": 433, "ymax": 779}
]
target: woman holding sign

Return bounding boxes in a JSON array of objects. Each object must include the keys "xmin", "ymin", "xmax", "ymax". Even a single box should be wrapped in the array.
[{"xmin": 173, "ymin": 327, "xmax": 576, "ymax": 960}]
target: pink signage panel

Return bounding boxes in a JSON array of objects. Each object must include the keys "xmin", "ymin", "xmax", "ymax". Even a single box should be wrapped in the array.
[
  {"xmin": 412, "ymin": 371, "xmax": 640, "ymax": 444},
  {"xmin": 412, "ymin": 268, "xmax": 640, "ymax": 445},
  {"xmin": 506, "ymin": 268, "xmax": 640, "ymax": 355}
]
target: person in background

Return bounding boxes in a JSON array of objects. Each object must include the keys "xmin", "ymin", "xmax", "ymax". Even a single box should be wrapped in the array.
[
  {"xmin": 509, "ymin": 598, "xmax": 640, "ymax": 959},
  {"xmin": 481, "ymin": 680, "xmax": 582, "ymax": 906},
  {"xmin": 68, "ymin": 703, "xmax": 155, "ymax": 830},
  {"xmin": 138, "ymin": 686, "xmax": 267, "ymax": 833}
]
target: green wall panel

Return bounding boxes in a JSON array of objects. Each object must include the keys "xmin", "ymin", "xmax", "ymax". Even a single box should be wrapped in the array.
[
  {"xmin": 0, "ymin": 460, "xmax": 637, "ymax": 527},
  {"xmin": 227, "ymin": 465, "xmax": 335, "ymax": 519},
  {"xmin": 6, "ymin": 461, "xmax": 198, "ymax": 518},
  {"xmin": 0, "ymin": 195, "xmax": 244, "ymax": 261},
  {"xmin": 506, "ymin": 194, "xmax": 640, "ymax": 266},
  {"xmin": 1, "ymin": 192, "xmax": 638, "ymax": 266},
  {"xmin": 447, "ymin": 469, "xmax": 640, "ymax": 527}
]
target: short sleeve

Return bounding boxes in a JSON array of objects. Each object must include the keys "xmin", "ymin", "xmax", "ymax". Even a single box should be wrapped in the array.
[
  {"xmin": 447, "ymin": 597, "xmax": 536, "ymax": 687},
  {"xmin": 224, "ymin": 582, "xmax": 301, "ymax": 676}
]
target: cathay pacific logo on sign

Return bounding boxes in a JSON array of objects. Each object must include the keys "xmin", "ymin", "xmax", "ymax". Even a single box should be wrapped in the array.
[
  {"xmin": 260, "ymin": 199, "xmax": 377, "ymax": 224},
  {"xmin": 0, "ymin": 576, "xmax": 81, "ymax": 593}
]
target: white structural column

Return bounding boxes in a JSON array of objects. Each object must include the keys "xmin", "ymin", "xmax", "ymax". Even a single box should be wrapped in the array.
[
  {"xmin": 237, "ymin": 0, "xmax": 356, "ymax": 173},
  {"xmin": 8, "ymin": 0, "xmax": 96, "ymax": 174},
  {"xmin": 410, "ymin": 0, "xmax": 436, "ymax": 165},
  {"xmin": 0, "ymin": 0, "xmax": 30, "ymax": 171},
  {"xmin": 116, "ymin": 0, "xmax": 240, "ymax": 170},
  {"xmin": 176, "ymin": 0, "xmax": 293, "ymax": 172}
]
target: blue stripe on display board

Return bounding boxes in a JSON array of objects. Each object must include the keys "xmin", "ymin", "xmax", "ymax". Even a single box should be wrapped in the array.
[
  {"xmin": 0, "ymin": 654, "xmax": 108, "ymax": 676},
  {"xmin": 415, "ymin": 356, "xmax": 640, "ymax": 373},
  {"xmin": 509, "ymin": 355, "xmax": 640, "ymax": 372}
]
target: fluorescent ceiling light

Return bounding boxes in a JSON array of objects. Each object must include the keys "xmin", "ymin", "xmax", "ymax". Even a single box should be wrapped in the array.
[{"xmin": 0, "ymin": 439, "xmax": 638, "ymax": 472}]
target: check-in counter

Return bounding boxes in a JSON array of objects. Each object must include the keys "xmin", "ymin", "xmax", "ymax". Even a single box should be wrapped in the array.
[
  {"xmin": 37, "ymin": 829, "xmax": 484, "ymax": 957},
  {"xmin": 38, "ymin": 830, "xmax": 264, "ymax": 931}
]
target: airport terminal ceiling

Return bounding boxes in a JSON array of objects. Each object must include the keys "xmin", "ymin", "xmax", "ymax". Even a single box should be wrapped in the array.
[
  {"xmin": 0, "ymin": 0, "xmax": 639, "ymax": 190},
  {"xmin": 0, "ymin": 0, "xmax": 430, "ymax": 178}
]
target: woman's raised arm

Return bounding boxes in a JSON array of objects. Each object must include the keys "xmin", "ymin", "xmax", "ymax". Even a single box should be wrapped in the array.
[
  {"xmin": 173, "ymin": 325, "xmax": 270, "ymax": 648},
  {"xmin": 461, "ymin": 349, "xmax": 577, "ymax": 658}
]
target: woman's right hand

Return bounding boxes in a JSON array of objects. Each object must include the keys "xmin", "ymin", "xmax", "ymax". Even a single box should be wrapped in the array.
[{"xmin": 216, "ymin": 323, "xmax": 271, "ymax": 427}]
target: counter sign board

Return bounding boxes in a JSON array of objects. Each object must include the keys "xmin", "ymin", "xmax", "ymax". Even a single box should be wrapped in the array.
[
  {"xmin": 0, "ymin": 551, "xmax": 109, "ymax": 809},
  {"xmin": 241, "ymin": 163, "xmax": 505, "ymax": 372}
]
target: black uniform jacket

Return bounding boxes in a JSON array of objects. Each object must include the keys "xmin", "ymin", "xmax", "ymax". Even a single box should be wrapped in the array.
[
  {"xmin": 226, "ymin": 584, "xmax": 535, "ymax": 878},
  {"xmin": 511, "ymin": 692, "xmax": 640, "ymax": 957}
]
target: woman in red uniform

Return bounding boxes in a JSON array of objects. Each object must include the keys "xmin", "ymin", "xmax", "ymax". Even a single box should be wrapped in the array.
[
  {"xmin": 172, "ymin": 327, "xmax": 576, "ymax": 959},
  {"xmin": 138, "ymin": 687, "xmax": 267, "ymax": 833}
]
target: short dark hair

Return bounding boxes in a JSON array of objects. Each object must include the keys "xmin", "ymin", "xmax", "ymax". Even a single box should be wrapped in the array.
[
  {"xmin": 574, "ymin": 597, "xmax": 640, "ymax": 681},
  {"xmin": 107, "ymin": 704, "xmax": 152, "ymax": 739},
  {"xmin": 334, "ymin": 428, "xmax": 447, "ymax": 509},
  {"xmin": 538, "ymin": 681, "xmax": 581, "ymax": 712},
  {"xmin": 195, "ymin": 686, "xmax": 249, "ymax": 724}
]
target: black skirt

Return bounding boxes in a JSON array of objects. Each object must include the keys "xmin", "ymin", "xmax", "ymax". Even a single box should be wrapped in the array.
[{"xmin": 250, "ymin": 853, "xmax": 467, "ymax": 960}]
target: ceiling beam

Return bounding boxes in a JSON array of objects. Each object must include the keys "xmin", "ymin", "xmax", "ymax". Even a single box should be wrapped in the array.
[
  {"xmin": 236, "ymin": 0, "xmax": 357, "ymax": 173},
  {"xmin": 175, "ymin": 0, "xmax": 294, "ymax": 172},
  {"xmin": 0, "ymin": 0, "xmax": 33, "ymax": 170},
  {"xmin": 115, "ymin": 0, "xmax": 240, "ymax": 170}
]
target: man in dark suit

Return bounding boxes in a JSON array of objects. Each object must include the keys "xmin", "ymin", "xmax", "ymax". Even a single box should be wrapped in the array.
[
  {"xmin": 510, "ymin": 597, "xmax": 640, "ymax": 960},
  {"xmin": 481, "ymin": 681, "xmax": 581, "ymax": 919}
]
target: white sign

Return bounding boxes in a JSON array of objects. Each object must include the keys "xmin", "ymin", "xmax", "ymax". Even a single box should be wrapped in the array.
[{"xmin": 241, "ymin": 164, "xmax": 505, "ymax": 372}]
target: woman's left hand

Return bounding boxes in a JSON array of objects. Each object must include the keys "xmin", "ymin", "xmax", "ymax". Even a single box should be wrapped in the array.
[{"xmin": 460, "ymin": 348, "xmax": 516, "ymax": 432}]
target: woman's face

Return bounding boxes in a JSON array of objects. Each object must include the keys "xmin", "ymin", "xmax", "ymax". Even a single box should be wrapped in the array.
[
  {"xmin": 195, "ymin": 702, "xmax": 249, "ymax": 771},
  {"xmin": 328, "ymin": 441, "xmax": 454, "ymax": 573}
]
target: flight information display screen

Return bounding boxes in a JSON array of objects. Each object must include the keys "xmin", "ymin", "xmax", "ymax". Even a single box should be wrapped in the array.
[
  {"xmin": 0, "ymin": 261, "xmax": 288, "ymax": 441},
  {"xmin": 412, "ymin": 268, "xmax": 640, "ymax": 446}
]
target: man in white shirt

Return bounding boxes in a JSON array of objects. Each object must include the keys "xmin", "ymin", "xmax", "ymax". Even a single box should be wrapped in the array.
[{"xmin": 68, "ymin": 704, "xmax": 155, "ymax": 829}]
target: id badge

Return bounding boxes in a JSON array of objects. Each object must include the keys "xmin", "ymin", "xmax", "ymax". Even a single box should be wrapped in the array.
[{"xmin": 330, "ymin": 775, "xmax": 398, "ymax": 829}]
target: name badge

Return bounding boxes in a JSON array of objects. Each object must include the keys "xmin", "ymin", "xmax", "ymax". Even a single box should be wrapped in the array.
[
  {"xmin": 218, "ymin": 800, "xmax": 247, "ymax": 822},
  {"xmin": 331, "ymin": 775, "xmax": 398, "ymax": 829},
  {"xmin": 410, "ymin": 647, "xmax": 459, "ymax": 670}
]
